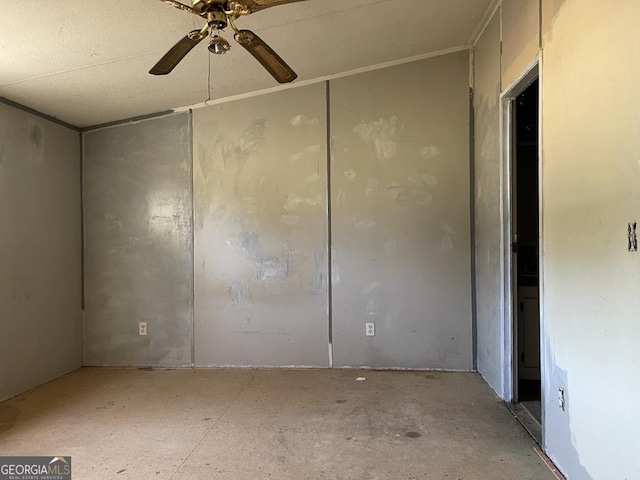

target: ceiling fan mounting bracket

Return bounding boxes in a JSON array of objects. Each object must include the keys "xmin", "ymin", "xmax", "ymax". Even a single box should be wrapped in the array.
[{"xmin": 192, "ymin": 0, "xmax": 226, "ymax": 15}]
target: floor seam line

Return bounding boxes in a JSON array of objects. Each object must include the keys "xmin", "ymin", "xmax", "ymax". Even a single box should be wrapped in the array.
[{"xmin": 168, "ymin": 374, "xmax": 256, "ymax": 479}]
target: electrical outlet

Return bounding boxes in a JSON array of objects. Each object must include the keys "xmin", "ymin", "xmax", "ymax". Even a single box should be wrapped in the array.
[
  {"xmin": 139, "ymin": 321, "xmax": 148, "ymax": 336},
  {"xmin": 558, "ymin": 388, "xmax": 565, "ymax": 411},
  {"xmin": 628, "ymin": 222, "xmax": 638, "ymax": 252},
  {"xmin": 366, "ymin": 322, "xmax": 375, "ymax": 337}
]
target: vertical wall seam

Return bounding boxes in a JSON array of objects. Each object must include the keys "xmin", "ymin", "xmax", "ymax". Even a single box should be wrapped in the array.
[
  {"xmin": 538, "ymin": 0, "xmax": 543, "ymax": 50},
  {"xmin": 325, "ymin": 80, "xmax": 334, "ymax": 368},
  {"xmin": 469, "ymin": 82, "xmax": 478, "ymax": 371},
  {"xmin": 537, "ymin": 0, "xmax": 545, "ymax": 444},
  {"xmin": 80, "ymin": 131, "xmax": 86, "ymax": 366},
  {"xmin": 536, "ymin": 52, "xmax": 546, "ymax": 448},
  {"xmin": 189, "ymin": 109, "xmax": 196, "ymax": 368}
]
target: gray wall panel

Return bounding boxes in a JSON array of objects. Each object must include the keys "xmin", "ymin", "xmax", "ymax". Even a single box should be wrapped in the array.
[
  {"xmin": 473, "ymin": 13, "xmax": 504, "ymax": 395},
  {"xmin": 193, "ymin": 84, "xmax": 329, "ymax": 367},
  {"xmin": 0, "ymin": 103, "xmax": 81, "ymax": 401},
  {"xmin": 83, "ymin": 113, "xmax": 193, "ymax": 366},
  {"xmin": 330, "ymin": 53, "xmax": 473, "ymax": 369}
]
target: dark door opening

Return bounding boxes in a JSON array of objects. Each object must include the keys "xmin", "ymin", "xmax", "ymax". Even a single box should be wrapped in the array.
[{"xmin": 513, "ymin": 79, "xmax": 541, "ymax": 423}]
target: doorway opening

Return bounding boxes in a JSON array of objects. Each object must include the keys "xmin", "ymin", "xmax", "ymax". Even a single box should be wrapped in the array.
[
  {"xmin": 507, "ymin": 74, "xmax": 541, "ymax": 441},
  {"xmin": 513, "ymin": 78, "xmax": 540, "ymax": 407}
]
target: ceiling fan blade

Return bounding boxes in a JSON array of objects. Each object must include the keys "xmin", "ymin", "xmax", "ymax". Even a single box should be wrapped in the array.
[
  {"xmin": 150, "ymin": 30, "xmax": 208, "ymax": 75},
  {"xmin": 228, "ymin": 0, "xmax": 308, "ymax": 14},
  {"xmin": 159, "ymin": 0, "xmax": 199, "ymax": 15},
  {"xmin": 234, "ymin": 30, "xmax": 297, "ymax": 83}
]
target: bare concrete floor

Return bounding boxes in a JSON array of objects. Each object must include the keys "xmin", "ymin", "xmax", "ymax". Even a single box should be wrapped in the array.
[{"xmin": 0, "ymin": 368, "xmax": 555, "ymax": 480}]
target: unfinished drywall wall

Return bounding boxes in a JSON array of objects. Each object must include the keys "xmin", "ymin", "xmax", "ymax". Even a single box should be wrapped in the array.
[
  {"xmin": 501, "ymin": 0, "xmax": 540, "ymax": 88},
  {"xmin": 83, "ymin": 113, "xmax": 193, "ymax": 366},
  {"xmin": 541, "ymin": 0, "xmax": 640, "ymax": 478},
  {"xmin": 193, "ymin": 84, "xmax": 329, "ymax": 366},
  {"xmin": 473, "ymin": 13, "xmax": 504, "ymax": 394},
  {"xmin": 330, "ymin": 52, "xmax": 473, "ymax": 369},
  {"xmin": 0, "ymin": 103, "xmax": 81, "ymax": 401}
]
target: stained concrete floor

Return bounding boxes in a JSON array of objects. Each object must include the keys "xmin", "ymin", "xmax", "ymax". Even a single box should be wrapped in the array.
[{"xmin": 0, "ymin": 368, "xmax": 555, "ymax": 480}]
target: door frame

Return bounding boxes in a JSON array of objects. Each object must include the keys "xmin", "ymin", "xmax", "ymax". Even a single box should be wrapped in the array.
[{"xmin": 499, "ymin": 57, "xmax": 543, "ymax": 415}]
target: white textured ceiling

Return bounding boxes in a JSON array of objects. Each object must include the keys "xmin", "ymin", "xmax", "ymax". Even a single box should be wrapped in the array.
[{"xmin": 0, "ymin": 0, "xmax": 491, "ymax": 128}]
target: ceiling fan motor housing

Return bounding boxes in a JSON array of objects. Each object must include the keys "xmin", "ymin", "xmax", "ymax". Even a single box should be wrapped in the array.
[
  {"xmin": 192, "ymin": 0, "xmax": 225, "ymax": 14},
  {"xmin": 206, "ymin": 10, "xmax": 228, "ymax": 30}
]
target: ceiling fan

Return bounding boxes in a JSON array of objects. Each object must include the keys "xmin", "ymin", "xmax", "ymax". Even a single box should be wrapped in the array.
[{"xmin": 151, "ymin": 0, "xmax": 307, "ymax": 83}]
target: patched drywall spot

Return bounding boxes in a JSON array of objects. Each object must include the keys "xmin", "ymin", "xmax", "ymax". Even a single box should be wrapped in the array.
[
  {"xmin": 342, "ymin": 213, "xmax": 358, "ymax": 223},
  {"xmin": 355, "ymin": 219, "xmax": 378, "ymax": 228},
  {"xmin": 240, "ymin": 196, "xmax": 258, "ymax": 217},
  {"xmin": 440, "ymin": 223, "xmax": 457, "ymax": 252},
  {"xmin": 227, "ymin": 232, "xmax": 261, "ymax": 261},
  {"xmin": 280, "ymin": 214, "xmax": 301, "ymax": 225},
  {"xmin": 211, "ymin": 203, "xmax": 226, "ymax": 220},
  {"xmin": 257, "ymin": 257, "xmax": 289, "ymax": 281},
  {"xmin": 197, "ymin": 143, "xmax": 214, "ymax": 181},
  {"xmin": 420, "ymin": 146, "xmax": 440, "ymax": 160},
  {"xmin": 290, "ymin": 145, "xmax": 321, "ymax": 162},
  {"xmin": 196, "ymin": 119, "xmax": 268, "ymax": 228},
  {"xmin": 389, "ymin": 185, "xmax": 433, "ymax": 206},
  {"xmin": 389, "ymin": 170, "xmax": 439, "ymax": 206},
  {"xmin": 384, "ymin": 311, "xmax": 396, "ymax": 329},
  {"xmin": 344, "ymin": 169, "xmax": 357, "ymax": 182},
  {"xmin": 332, "ymin": 260, "xmax": 341, "ymax": 286},
  {"xmin": 367, "ymin": 298, "xmax": 379, "ymax": 316},
  {"xmin": 305, "ymin": 172, "xmax": 319, "ymax": 183},
  {"xmin": 354, "ymin": 116, "xmax": 398, "ymax": 160},
  {"xmin": 104, "ymin": 213, "xmax": 124, "ymax": 233},
  {"xmin": 408, "ymin": 170, "xmax": 439, "ymax": 188},
  {"xmin": 217, "ymin": 119, "xmax": 267, "ymax": 168},
  {"xmin": 361, "ymin": 282, "xmax": 380, "ymax": 296},
  {"xmin": 283, "ymin": 193, "xmax": 322, "ymax": 211},
  {"xmin": 230, "ymin": 282, "xmax": 251, "ymax": 306},
  {"xmin": 362, "ymin": 282, "xmax": 380, "ymax": 317},
  {"xmin": 305, "ymin": 145, "xmax": 321, "ymax": 155},
  {"xmin": 311, "ymin": 249, "xmax": 325, "ymax": 295},
  {"xmin": 384, "ymin": 240, "xmax": 397, "ymax": 256},
  {"xmin": 290, "ymin": 114, "xmax": 319, "ymax": 127}
]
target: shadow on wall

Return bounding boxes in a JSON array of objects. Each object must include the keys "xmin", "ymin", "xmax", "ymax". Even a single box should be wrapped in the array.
[
  {"xmin": 542, "ymin": 0, "xmax": 569, "ymax": 45},
  {"xmin": 544, "ymin": 348, "xmax": 590, "ymax": 479}
]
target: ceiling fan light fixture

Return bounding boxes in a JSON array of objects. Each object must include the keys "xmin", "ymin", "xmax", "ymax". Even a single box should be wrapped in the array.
[{"xmin": 208, "ymin": 35, "xmax": 231, "ymax": 54}]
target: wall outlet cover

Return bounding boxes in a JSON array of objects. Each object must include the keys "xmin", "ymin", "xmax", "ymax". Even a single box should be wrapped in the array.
[
  {"xmin": 139, "ymin": 321, "xmax": 148, "ymax": 336},
  {"xmin": 366, "ymin": 322, "xmax": 375, "ymax": 336}
]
